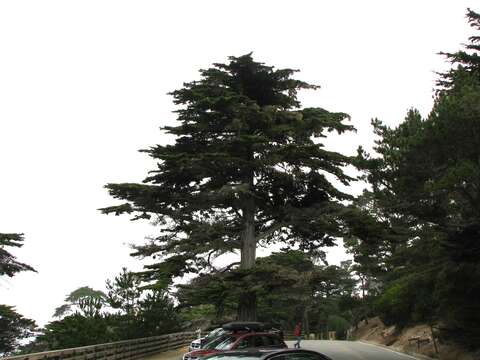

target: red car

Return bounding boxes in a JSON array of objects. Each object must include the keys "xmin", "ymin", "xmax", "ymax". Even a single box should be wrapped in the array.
[{"xmin": 183, "ymin": 332, "xmax": 287, "ymax": 360}]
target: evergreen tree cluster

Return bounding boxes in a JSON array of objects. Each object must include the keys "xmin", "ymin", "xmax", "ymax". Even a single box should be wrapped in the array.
[
  {"xmin": 4, "ymin": 7, "xmax": 480, "ymax": 356},
  {"xmin": 99, "ymin": 8, "xmax": 480, "ymax": 350},
  {"xmin": 176, "ymin": 250, "xmax": 359, "ymax": 340},
  {"xmin": 26, "ymin": 269, "xmax": 180, "ymax": 352},
  {"xmin": 348, "ymin": 8, "xmax": 480, "ymax": 349}
]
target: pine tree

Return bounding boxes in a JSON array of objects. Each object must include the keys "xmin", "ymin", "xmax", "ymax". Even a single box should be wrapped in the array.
[
  {"xmin": 101, "ymin": 54, "xmax": 355, "ymax": 320},
  {"xmin": 0, "ymin": 305, "xmax": 37, "ymax": 355},
  {"xmin": 353, "ymin": 9, "xmax": 480, "ymax": 348},
  {"xmin": 0, "ymin": 233, "xmax": 36, "ymax": 277},
  {"xmin": 0, "ymin": 233, "xmax": 37, "ymax": 354}
]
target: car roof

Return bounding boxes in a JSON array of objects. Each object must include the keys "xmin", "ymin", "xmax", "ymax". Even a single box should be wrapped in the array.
[
  {"xmin": 195, "ymin": 332, "xmax": 285, "ymax": 354},
  {"xmin": 264, "ymin": 349, "xmax": 332, "ymax": 360},
  {"xmin": 229, "ymin": 332, "xmax": 283, "ymax": 339},
  {"xmin": 203, "ymin": 349, "xmax": 331, "ymax": 360},
  {"xmin": 203, "ymin": 349, "xmax": 274, "ymax": 359},
  {"xmin": 222, "ymin": 322, "xmax": 265, "ymax": 332}
]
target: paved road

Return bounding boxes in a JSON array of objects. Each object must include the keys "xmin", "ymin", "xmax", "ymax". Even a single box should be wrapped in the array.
[
  {"xmin": 285, "ymin": 340, "xmax": 418, "ymax": 360},
  {"xmin": 147, "ymin": 342, "xmax": 419, "ymax": 360}
]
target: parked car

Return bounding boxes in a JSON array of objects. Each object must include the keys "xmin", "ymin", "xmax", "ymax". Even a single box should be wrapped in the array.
[
  {"xmin": 189, "ymin": 328, "xmax": 226, "ymax": 351},
  {"xmin": 183, "ymin": 332, "xmax": 287, "ymax": 360},
  {"xmin": 203, "ymin": 349, "xmax": 332, "ymax": 360},
  {"xmin": 188, "ymin": 322, "xmax": 281, "ymax": 352}
]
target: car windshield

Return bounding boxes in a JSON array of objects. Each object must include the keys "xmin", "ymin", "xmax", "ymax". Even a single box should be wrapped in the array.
[
  {"xmin": 205, "ymin": 328, "xmax": 225, "ymax": 341},
  {"xmin": 204, "ymin": 335, "xmax": 236, "ymax": 350}
]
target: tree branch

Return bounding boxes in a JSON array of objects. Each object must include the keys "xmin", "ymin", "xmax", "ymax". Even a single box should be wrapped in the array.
[{"xmin": 255, "ymin": 223, "xmax": 286, "ymax": 243}]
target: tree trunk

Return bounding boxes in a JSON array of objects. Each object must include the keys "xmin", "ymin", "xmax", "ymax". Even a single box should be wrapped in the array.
[
  {"xmin": 238, "ymin": 291, "xmax": 257, "ymax": 321},
  {"xmin": 240, "ymin": 201, "xmax": 256, "ymax": 269},
  {"xmin": 430, "ymin": 324, "xmax": 439, "ymax": 355},
  {"xmin": 303, "ymin": 306, "xmax": 310, "ymax": 335},
  {"xmin": 238, "ymin": 197, "xmax": 257, "ymax": 320},
  {"xmin": 361, "ymin": 276, "xmax": 366, "ymax": 298}
]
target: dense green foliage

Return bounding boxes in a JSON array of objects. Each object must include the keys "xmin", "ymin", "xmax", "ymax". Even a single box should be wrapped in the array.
[
  {"xmin": 0, "ymin": 305, "xmax": 37, "ymax": 355},
  {"xmin": 54, "ymin": 287, "xmax": 107, "ymax": 318},
  {"xmin": 38, "ymin": 314, "xmax": 118, "ymax": 350},
  {"xmin": 177, "ymin": 250, "xmax": 358, "ymax": 339},
  {"xmin": 6, "ymin": 9, "xmax": 480, "ymax": 354},
  {"xmin": 106, "ymin": 267, "xmax": 142, "ymax": 316},
  {"xmin": 101, "ymin": 54, "xmax": 355, "ymax": 319},
  {"xmin": 0, "ymin": 233, "xmax": 35, "ymax": 277},
  {"xmin": 0, "ymin": 233, "xmax": 37, "ymax": 355},
  {"xmin": 28, "ymin": 269, "xmax": 181, "ymax": 351},
  {"xmin": 38, "ymin": 293, "xmax": 181, "ymax": 351},
  {"xmin": 349, "ymin": 9, "xmax": 480, "ymax": 349}
]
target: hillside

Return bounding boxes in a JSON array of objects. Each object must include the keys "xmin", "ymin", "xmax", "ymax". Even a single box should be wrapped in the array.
[{"xmin": 351, "ymin": 317, "xmax": 479, "ymax": 360}]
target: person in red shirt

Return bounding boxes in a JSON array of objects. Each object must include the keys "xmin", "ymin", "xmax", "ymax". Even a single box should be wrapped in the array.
[{"xmin": 293, "ymin": 322, "xmax": 302, "ymax": 348}]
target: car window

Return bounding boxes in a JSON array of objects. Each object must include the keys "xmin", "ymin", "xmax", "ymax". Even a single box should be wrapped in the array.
[
  {"xmin": 263, "ymin": 335, "xmax": 285, "ymax": 347},
  {"xmin": 268, "ymin": 336, "xmax": 282, "ymax": 346},
  {"xmin": 205, "ymin": 328, "xmax": 225, "ymax": 342},
  {"xmin": 214, "ymin": 336, "xmax": 237, "ymax": 350},
  {"xmin": 235, "ymin": 338, "xmax": 251, "ymax": 350},
  {"xmin": 205, "ymin": 335, "xmax": 235, "ymax": 350},
  {"xmin": 252, "ymin": 335, "xmax": 264, "ymax": 347},
  {"xmin": 261, "ymin": 336, "xmax": 273, "ymax": 346}
]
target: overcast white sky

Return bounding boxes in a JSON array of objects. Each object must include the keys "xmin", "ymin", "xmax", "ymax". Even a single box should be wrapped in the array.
[{"xmin": 0, "ymin": 1, "xmax": 476, "ymax": 327}]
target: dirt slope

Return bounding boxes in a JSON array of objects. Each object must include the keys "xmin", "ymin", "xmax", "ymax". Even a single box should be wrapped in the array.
[{"xmin": 351, "ymin": 317, "xmax": 479, "ymax": 360}]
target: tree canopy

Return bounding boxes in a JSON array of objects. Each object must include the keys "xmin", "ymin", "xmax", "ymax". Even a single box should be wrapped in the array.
[
  {"xmin": 0, "ymin": 305, "xmax": 37, "ymax": 355},
  {"xmin": 0, "ymin": 233, "xmax": 36, "ymax": 277},
  {"xmin": 0, "ymin": 233, "xmax": 37, "ymax": 354},
  {"xmin": 31, "ymin": 269, "xmax": 180, "ymax": 351},
  {"xmin": 53, "ymin": 286, "xmax": 107, "ymax": 318},
  {"xmin": 177, "ymin": 250, "xmax": 358, "ymax": 338},
  {"xmin": 349, "ymin": 8, "xmax": 480, "ymax": 348},
  {"xmin": 101, "ymin": 54, "xmax": 356, "ymax": 319}
]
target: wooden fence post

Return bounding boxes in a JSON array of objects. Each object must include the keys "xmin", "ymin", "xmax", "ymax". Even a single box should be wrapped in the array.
[{"xmin": 430, "ymin": 325, "xmax": 439, "ymax": 355}]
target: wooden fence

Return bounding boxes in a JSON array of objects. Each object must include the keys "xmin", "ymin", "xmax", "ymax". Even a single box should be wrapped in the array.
[{"xmin": 1, "ymin": 332, "xmax": 196, "ymax": 360}]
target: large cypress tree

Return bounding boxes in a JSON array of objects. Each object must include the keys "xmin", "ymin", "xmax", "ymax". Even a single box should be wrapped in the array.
[{"xmin": 101, "ymin": 54, "xmax": 355, "ymax": 320}]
